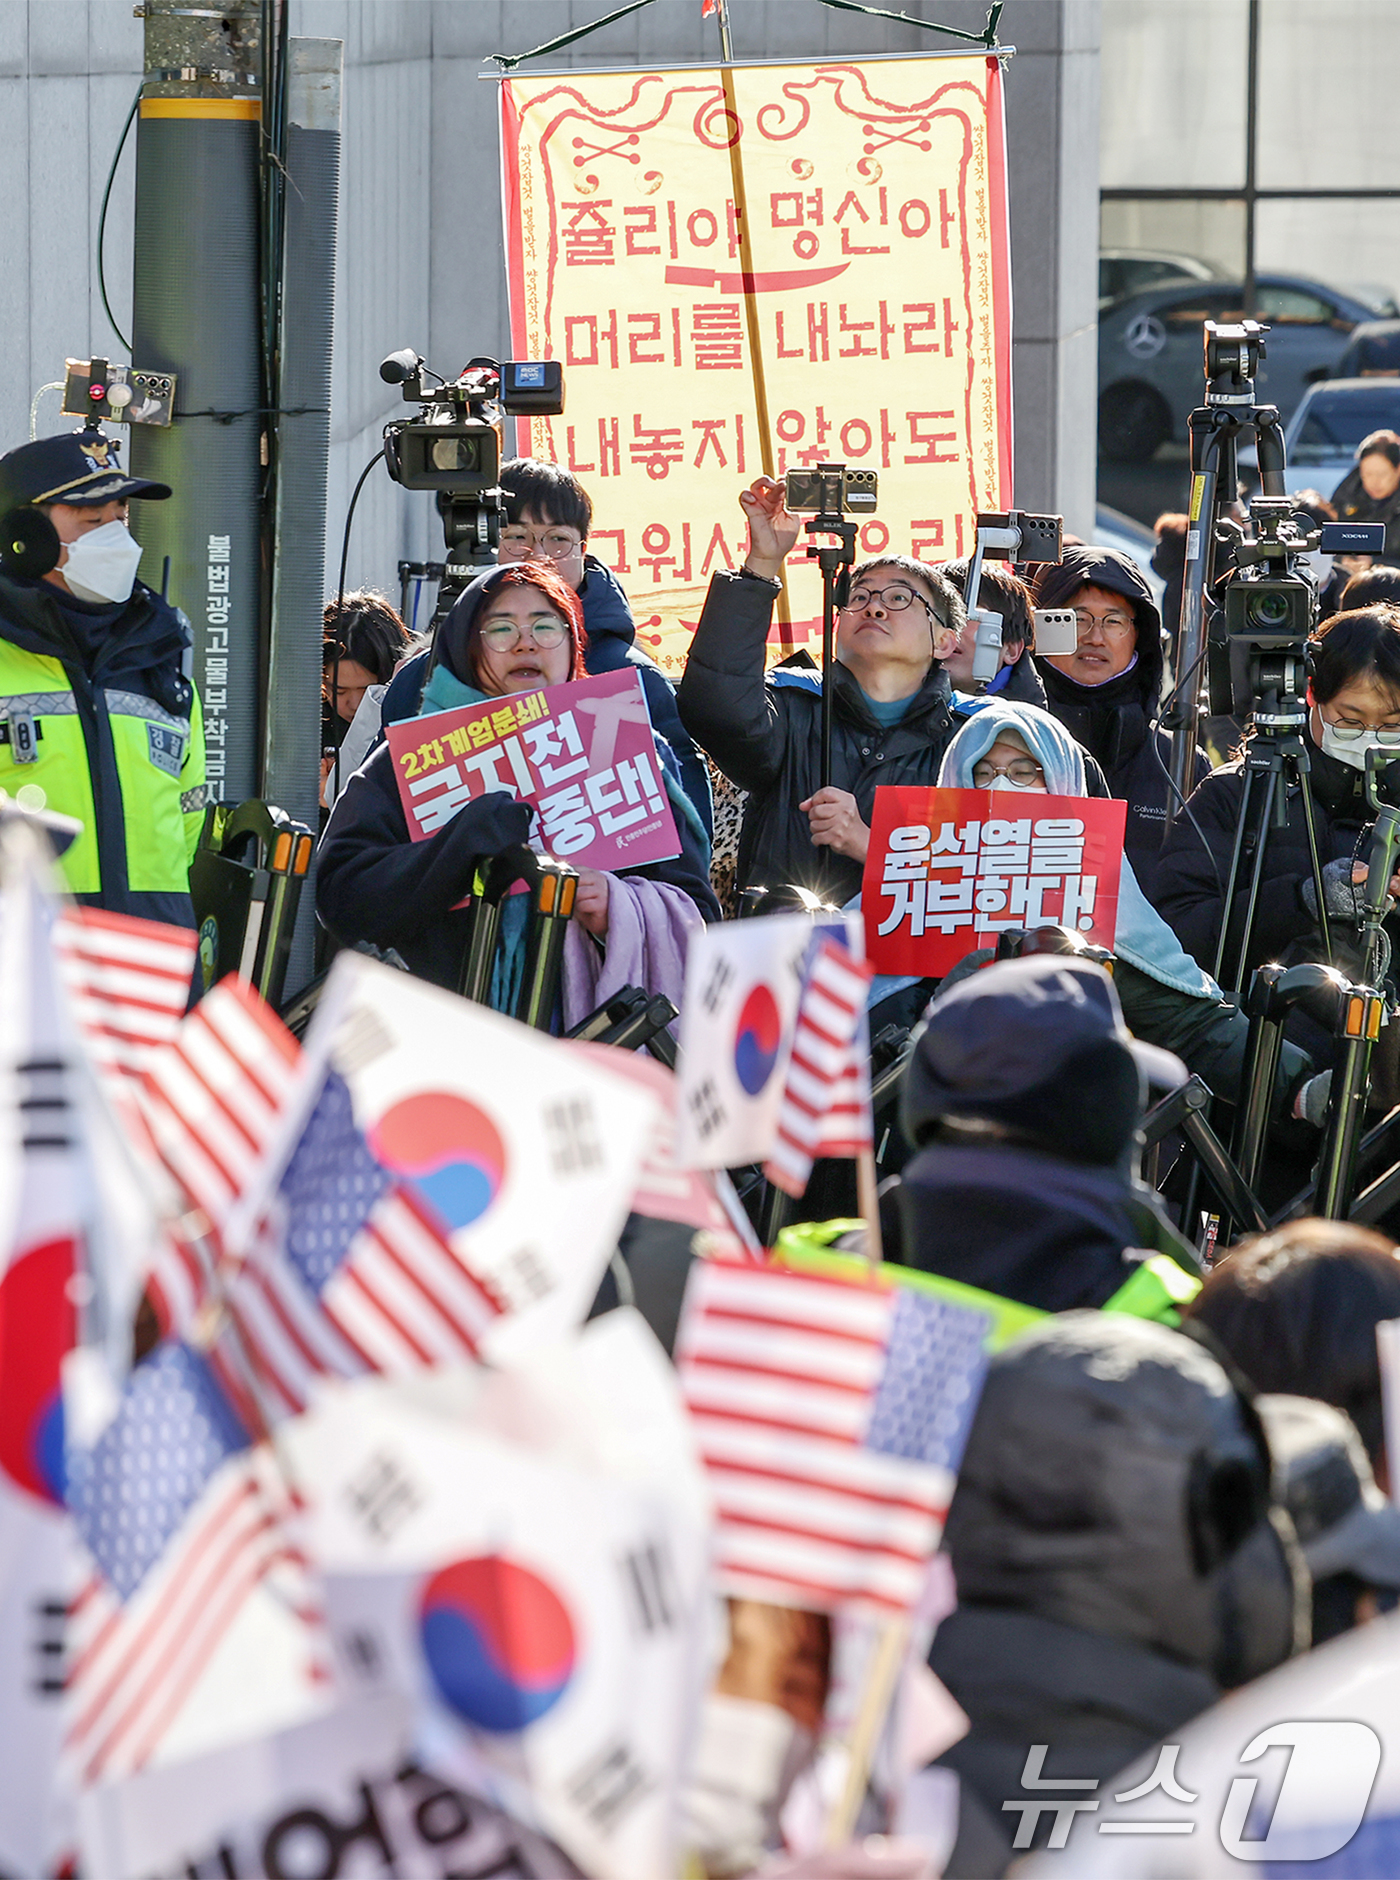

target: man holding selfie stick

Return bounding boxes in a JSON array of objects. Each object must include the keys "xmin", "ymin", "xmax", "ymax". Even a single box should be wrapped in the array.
[{"xmin": 677, "ymin": 476, "xmax": 964, "ymax": 909}]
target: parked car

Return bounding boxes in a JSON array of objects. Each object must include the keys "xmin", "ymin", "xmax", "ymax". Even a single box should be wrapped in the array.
[
  {"xmin": 1272, "ymin": 379, "xmax": 1400, "ymax": 500},
  {"xmin": 1091, "ymin": 504, "xmax": 1166, "ymax": 611},
  {"xmin": 1098, "ymin": 249, "xmax": 1222, "ymax": 310},
  {"xmin": 1098, "ymin": 275, "xmax": 1377, "ymax": 463},
  {"xmin": 1318, "ymin": 319, "xmax": 1400, "ymax": 381}
]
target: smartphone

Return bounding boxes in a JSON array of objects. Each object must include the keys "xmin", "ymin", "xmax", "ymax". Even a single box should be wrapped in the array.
[{"xmin": 1033, "ymin": 608, "xmax": 1079, "ymax": 656}]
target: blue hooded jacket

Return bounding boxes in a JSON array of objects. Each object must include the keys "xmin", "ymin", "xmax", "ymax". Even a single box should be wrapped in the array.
[{"xmin": 937, "ymin": 699, "xmax": 1223, "ymax": 1002}]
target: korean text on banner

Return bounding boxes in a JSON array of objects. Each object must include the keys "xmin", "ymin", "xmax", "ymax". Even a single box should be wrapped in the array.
[
  {"xmin": 386, "ymin": 668, "xmax": 681, "ymax": 872},
  {"xmin": 500, "ymin": 56, "xmax": 1011, "ymax": 670},
  {"xmin": 862, "ymin": 787, "xmax": 1127, "ymax": 977}
]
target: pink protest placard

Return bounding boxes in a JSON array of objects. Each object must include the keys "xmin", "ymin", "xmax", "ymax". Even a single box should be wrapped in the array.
[
  {"xmin": 386, "ymin": 668, "xmax": 682, "ymax": 873},
  {"xmin": 862, "ymin": 786, "xmax": 1127, "ymax": 976}
]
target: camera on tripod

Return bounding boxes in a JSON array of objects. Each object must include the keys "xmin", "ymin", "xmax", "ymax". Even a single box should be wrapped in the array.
[
  {"xmin": 379, "ymin": 349, "xmax": 564, "ymax": 608},
  {"xmin": 1216, "ymin": 498, "xmax": 1386, "ymax": 714}
]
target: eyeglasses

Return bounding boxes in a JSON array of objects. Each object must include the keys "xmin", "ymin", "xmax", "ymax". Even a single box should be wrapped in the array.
[
  {"xmin": 1321, "ymin": 716, "xmax": 1400, "ymax": 746},
  {"xmin": 479, "ymin": 615, "xmax": 571, "ymax": 650},
  {"xmin": 1073, "ymin": 608, "xmax": 1136, "ymax": 641},
  {"xmin": 498, "ymin": 527, "xmax": 583, "ymax": 561},
  {"xmin": 842, "ymin": 584, "xmax": 941, "ymax": 621},
  {"xmin": 972, "ymin": 758, "xmax": 1045, "ymax": 787}
]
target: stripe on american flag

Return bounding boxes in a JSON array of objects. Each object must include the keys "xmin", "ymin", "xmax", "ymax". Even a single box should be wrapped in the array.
[
  {"xmin": 764, "ymin": 943, "xmax": 872, "ymax": 1197},
  {"xmin": 54, "ymin": 907, "xmax": 196, "ymax": 1093},
  {"xmin": 675, "ymin": 1261, "xmax": 955, "ymax": 1613}
]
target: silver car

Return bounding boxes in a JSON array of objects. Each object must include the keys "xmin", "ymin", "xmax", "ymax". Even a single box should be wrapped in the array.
[{"xmin": 1098, "ymin": 275, "xmax": 1377, "ymax": 463}]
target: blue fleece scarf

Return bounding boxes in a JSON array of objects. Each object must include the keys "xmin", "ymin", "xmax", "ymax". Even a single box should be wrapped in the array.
[{"xmin": 938, "ymin": 700, "xmax": 1222, "ymax": 1001}]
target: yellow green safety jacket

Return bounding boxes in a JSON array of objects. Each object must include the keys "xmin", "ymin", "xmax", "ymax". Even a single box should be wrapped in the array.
[
  {"xmin": 774, "ymin": 1219, "xmax": 1202, "ymax": 1332},
  {"xmin": 0, "ymin": 574, "xmax": 207, "ymax": 926}
]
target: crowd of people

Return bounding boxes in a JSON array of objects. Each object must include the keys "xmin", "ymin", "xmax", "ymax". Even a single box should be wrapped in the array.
[
  {"xmin": 12, "ymin": 410, "xmax": 1400, "ymax": 1870},
  {"xmin": 307, "ymin": 435, "xmax": 1400, "ymax": 1868}
]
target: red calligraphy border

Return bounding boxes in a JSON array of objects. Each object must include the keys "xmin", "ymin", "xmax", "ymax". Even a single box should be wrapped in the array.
[
  {"xmin": 500, "ymin": 81, "xmax": 530, "ymax": 359},
  {"xmin": 984, "ymin": 56, "xmax": 1013, "ymax": 503},
  {"xmin": 500, "ymin": 61, "xmax": 1012, "ymax": 593}
]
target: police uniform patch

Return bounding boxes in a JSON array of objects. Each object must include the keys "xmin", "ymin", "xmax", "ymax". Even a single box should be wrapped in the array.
[{"xmin": 147, "ymin": 721, "xmax": 185, "ymax": 777}]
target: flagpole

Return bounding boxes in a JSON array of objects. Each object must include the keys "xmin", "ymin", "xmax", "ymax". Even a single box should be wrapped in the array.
[
  {"xmin": 824, "ymin": 1614, "xmax": 908, "ymax": 1846},
  {"xmin": 856, "ymin": 1149, "xmax": 884, "ymax": 1263},
  {"xmin": 713, "ymin": 0, "xmax": 735, "ymax": 62}
]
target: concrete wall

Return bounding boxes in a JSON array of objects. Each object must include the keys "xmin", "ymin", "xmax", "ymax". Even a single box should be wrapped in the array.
[{"xmin": 0, "ymin": 0, "xmax": 1101, "ymax": 613}]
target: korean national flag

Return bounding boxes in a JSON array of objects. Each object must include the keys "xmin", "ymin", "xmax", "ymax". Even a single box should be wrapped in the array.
[
  {"xmin": 298, "ymin": 956, "xmax": 659, "ymax": 1362},
  {"xmin": 675, "ymin": 910, "xmax": 862, "ymax": 1170},
  {"xmin": 284, "ymin": 1311, "xmax": 713, "ymax": 1880}
]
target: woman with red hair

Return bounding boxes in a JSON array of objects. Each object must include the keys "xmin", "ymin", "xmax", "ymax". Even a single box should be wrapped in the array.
[{"xmin": 317, "ymin": 561, "xmax": 717, "ymax": 1001}]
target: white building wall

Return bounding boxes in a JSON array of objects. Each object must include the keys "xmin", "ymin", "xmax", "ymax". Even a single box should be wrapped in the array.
[{"xmin": 1, "ymin": 0, "xmax": 1100, "ymax": 609}]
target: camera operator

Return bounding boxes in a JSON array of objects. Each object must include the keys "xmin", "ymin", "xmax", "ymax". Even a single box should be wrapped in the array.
[
  {"xmin": 0, "ymin": 433, "xmax": 205, "ymax": 926},
  {"xmin": 1033, "ymin": 545, "xmax": 1209, "ymax": 897},
  {"xmin": 935, "ymin": 558, "xmax": 1047, "ymax": 707},
  {"xmin": 676, "ymin": 476, "xmax": 963, "ymax": 907},
  {"xmin": 321, "ymin": 589, "xmax": 411, "ymax": 810},
  {"xmin": 1332, "ymin": 430, "xmax": 1400, "ymax": 565},
  {"xmin": 379, "ymin": 458, "xmax": 711, "ymax": 834},
  {"xmin": 1154, "ymin": 606, "xmax": 1400, "ymax": 978}
]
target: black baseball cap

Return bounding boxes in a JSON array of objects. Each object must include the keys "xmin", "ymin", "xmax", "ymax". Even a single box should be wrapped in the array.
[
  {"xmin": 902, "ymin": 955, "xmax": 1187, "ymax": 1165},
  {"xmin": 0, "ymin": 433, "xmax": 170, "ymax": 510}
]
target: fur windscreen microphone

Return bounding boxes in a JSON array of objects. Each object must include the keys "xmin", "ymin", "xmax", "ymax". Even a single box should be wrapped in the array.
[{"xmin": 0, "ymin": 506, "xmax": 60, "ymax": 580}]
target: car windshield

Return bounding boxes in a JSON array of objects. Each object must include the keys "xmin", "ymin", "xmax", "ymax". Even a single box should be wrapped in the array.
[{"xmin": 1293, "ymin": 391, "xmax": 1400, "ymax": 461}]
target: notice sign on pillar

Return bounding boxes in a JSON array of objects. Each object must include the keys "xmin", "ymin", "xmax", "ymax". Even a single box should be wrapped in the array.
[{"xmin": 499, "ymin": 56, "xmax": 1011, "ymax": 673}]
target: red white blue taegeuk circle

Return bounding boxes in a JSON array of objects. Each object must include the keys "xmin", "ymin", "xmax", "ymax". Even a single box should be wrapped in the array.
[
  {"xmin": 734, "ymin": 982, "xmax": 783, "ymax": 1096},
  {"xmin": 418, "ymin": 1555, "xmax": 577, "ymax": 1732},
  {"xmin": 367, "ymin": 1092, "xmax": 508, "ymax": 1232},
  {"xmin": 0, "ymin": 1237, "xmax": 77, "ymax": 1506}
]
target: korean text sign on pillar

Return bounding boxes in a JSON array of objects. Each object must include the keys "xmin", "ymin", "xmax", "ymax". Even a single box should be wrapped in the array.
[
  {"xmin": 863, "ymin": 786, "xmax": 1127, "ymax": 976},
  {"xmin": 500, "ymin": 56, "xmax": 1012, "ymax": 671}
]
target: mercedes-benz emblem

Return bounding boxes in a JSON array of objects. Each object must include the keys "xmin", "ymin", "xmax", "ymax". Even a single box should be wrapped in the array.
[{"xmin": 1124, "ymin": 313, "xmax": 1167, "ymax": 360}]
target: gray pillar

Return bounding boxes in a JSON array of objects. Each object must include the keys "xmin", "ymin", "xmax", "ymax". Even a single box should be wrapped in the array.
[
  {"xmin": 265, "ymin": 37, "xmax": 342, "ymax": 994},
  {"xmin": 264, "ymin": 37, "xmax": 341, "ymax": 819},
  {"xmin": 1002, "ymin": 0, "xmax": 1102, "ymax": 536},
  {"xmin": 128, "ymin": 0, "xmax": 263, "ymax": 805}
]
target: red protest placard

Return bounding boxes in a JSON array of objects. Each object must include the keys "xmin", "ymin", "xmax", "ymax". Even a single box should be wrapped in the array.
[
  {"xmin": 862, "ymin": 787, "xmax": 1128, "ymax": 977},
  {"xmin": 386, "ymin": 669, "xmax": 681, "ymax": 873}
]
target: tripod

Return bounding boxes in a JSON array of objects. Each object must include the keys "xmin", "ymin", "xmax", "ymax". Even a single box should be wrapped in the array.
[
  {"xmin": 1165, "ymin": 323, "xmax": 1287, "ymax": 816},
  {"xmin": 1212, "ymin": 652, "xmax": 1333, "ymax": 999}
]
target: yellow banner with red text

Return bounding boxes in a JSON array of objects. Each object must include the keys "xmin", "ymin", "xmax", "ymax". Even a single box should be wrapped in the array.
[{"xmin": 501, "ymin": 54, "xmax": 1011, "ymax": 673}]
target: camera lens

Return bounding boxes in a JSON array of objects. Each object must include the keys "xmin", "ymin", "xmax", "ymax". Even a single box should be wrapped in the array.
[
  {"xmin": 432, "ymin": 437, "xmax": 474, "ymax": 470},
  {"xmin": 1249, "ymin": 591, "xmax": 1292, "ymax": 628}
]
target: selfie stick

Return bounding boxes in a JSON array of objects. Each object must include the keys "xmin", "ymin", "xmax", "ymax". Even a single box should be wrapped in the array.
[{"xmin": 806, "ymin": 514, "xmax": 861, "ymax": 792}]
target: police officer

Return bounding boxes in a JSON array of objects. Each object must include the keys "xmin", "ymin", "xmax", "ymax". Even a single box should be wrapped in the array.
[{"xmin": 0, "ymin": 432, "xmax": 206, "ymax": 925}]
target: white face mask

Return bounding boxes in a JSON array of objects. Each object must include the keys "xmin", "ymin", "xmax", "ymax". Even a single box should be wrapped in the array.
[
  {"xmin": 1315, "ymin": 711, "xmax": 1400, "ymax": 772},
  {"xmin": 985, "ymin": 773, "xmax": 1040, "ymax": 792},
  {"xmin": 59, "ymin": 519, "xmax": 145, "ymax": 605}
]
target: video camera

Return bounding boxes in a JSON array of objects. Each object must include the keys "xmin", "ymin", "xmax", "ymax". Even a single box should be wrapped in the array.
[
  {"xmin": 379, "ymin": 349, "xmax": 564, "ymax": 609},
  {"xmin": 1212, "ymin": 498, "xmax": 1386, "ymax": 715}
]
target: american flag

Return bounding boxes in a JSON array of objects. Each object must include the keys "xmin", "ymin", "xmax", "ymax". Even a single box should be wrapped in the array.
[
  {"xmin": 675, "ymin": 1260, "xmax": 991, "ymax": 1612},
  {"xmin": 137, "ymin": 978, "xmax": 301, "ymax": 1339},
  {"xmin": 137, "ymin": 984, "xmax": 501, "ymax": 1422},
  {"xmin": 226, "ymin": 1071, "xmax": 502, "ymax": 1419},
  {"xmin": 64, "ymin": 1340, "xmax": 326, "ymax": 1786},
  {"xmin": 764, "ymin": 941, "xmax": 873, "ymax": 1197},
  {"xmin": 54, "ymin": 907, "xmax": 196, "ymax": 1097}
]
